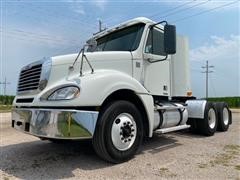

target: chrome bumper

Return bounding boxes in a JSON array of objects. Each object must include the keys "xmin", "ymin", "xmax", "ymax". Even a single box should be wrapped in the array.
[{"xmin": 12, "ymin": 108, "xmax": 98, "ymax": 139}]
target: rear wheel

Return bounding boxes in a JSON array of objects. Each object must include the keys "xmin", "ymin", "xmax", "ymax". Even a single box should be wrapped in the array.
[
  {"xmin": 197, "ymin": 102, "xmax": 218, "ymax": 136},
  {"xmin": 215, "ymin": 102, "xmax": 231, "ymax": 131},
  {"xmin": 93, "ymin": 100, "xmax": 143, "ymax": 163}
]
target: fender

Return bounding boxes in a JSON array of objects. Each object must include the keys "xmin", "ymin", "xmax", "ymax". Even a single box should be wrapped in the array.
[
  {"xmin": 79, "ymin": 70, "xmax": 154, "ymax": 137},
  {"xmin": 78, "ymin": 70, "xmax": 150, "ymax": 106}
]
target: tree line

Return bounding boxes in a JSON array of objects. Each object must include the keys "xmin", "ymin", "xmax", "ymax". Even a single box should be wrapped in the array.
[
  {"xmin": 207, "ymin": 97, "xmax": 240, "ymax": 108},
  {"xmin": 0, "ymin": 95, "xmax": 15, "ymax": 105}
]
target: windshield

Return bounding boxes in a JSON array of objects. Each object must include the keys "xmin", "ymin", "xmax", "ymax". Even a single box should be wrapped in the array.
[{"xmin": 95, "ymin": 23, "xmax": 145, "ymax": 52}]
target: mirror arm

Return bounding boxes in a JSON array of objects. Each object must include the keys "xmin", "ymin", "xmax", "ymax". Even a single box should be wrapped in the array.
[
  {"xmin": 70, "ymin": 47, "xmax": 84, "ymax": 68},
  {"xmin": 80, "ymin": 45, "xmax": 87, "ymax": 76},
  {"xmin": 147, "ymin": 54, "xmax": 168, "ymax": 63},
  {"xmin": 150, "ymin": 20, "xmax": 168, "ymax": 29},
  {"xmin": 83, "ymin": 54, "xmax": 94, "ymax": 74}
]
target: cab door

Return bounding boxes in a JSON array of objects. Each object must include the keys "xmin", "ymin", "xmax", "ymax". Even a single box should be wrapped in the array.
[{"xmin": 143, "ymin": 26, "xmax": 170, "ymax": 96}]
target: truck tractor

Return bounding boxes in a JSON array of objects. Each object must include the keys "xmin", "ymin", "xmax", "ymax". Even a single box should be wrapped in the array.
[{"xmin": 12, "ymin": 17, "xmax": 232, "ymax": 163}]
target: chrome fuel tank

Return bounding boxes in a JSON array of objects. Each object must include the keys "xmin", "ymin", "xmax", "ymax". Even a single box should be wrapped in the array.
[{"xmin": 153, "ymin": 103, "xmax": 188, "ymax": 130}]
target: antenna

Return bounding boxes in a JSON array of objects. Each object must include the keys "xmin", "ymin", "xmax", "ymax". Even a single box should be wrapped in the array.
[{"xmin": 93, "ymin": 19, "xmax": 107, "ymax": 35}]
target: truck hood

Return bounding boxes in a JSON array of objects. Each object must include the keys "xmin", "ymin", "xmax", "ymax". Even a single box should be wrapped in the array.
[
  {"xmin": 48, "ymin": 51, "xmax": 133, "ymax": 86},
  {"xmin": 51, "ymin": 51, "xmax": 132, "ymax": 66}
]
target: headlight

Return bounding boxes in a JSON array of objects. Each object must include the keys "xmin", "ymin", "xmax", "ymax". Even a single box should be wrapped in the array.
[{"xmin": 48, "ymin": 86, "xmax": 80, "ymax": 100}]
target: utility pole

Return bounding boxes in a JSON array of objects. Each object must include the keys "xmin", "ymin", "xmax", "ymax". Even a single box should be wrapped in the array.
[
  {"xmin": 201, "ymin": 61, "xmax": 214, "ymax": 99},
  {"xmin": 0, "ymin": 77, "xmax": 10, "ymax": 95}
]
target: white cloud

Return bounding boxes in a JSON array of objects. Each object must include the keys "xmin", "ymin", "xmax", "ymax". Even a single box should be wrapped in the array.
[
  {"xmin": 190, "ymin": 35, "xmax": 240, "ymax": 62},
  {"xmin": 190, "ymin": 34, "xmax": 240, "ymax": 97},
  {"xmin": 61, "ymin": 0, "xmax": 85, "ymax": 15},
  {"xmin": 72, "ymin": 4, "xmax": 85, "ymax": 15},
  {"xmin": 91, "ymin": 0, "xmax": 108, "ymax": 10},
  {"xmin": 62, "ymin": 0, "xmax": 108, "ymax": 14}
]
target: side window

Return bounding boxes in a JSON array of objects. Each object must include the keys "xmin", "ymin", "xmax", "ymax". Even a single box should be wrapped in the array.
[{"xmin": 145, "ymin": 28, "xmax": 166, "ymax": 56}]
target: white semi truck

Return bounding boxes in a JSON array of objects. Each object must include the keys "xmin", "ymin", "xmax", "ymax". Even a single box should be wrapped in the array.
[{"xmin": 12, "ymin": 17, "xmax": 232, "ymax": 163}]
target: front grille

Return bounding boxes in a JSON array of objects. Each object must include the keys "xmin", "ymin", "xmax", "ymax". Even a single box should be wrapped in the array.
[{"xmin": 18, "ymin": 64, "xmax": 42, "ymax": 93}]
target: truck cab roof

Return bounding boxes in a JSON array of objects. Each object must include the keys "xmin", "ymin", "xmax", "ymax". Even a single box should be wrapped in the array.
[{"xmin": 93, "ymin": 17, "xmax": 155, "ymax": 40}]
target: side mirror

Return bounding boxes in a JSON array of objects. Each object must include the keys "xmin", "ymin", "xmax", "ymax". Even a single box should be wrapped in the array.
[
  {"xmin": 164, "ymin": 24, "xmax": 176, "ymax": 54},
  {"xmin": 86, "ymin": 38, "xmax": 97, "ymax": 52}
]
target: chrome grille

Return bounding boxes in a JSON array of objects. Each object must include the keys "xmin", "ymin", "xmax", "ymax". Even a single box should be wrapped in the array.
[{"xmin": 18, "ymin": 64, "xmax": 42, "ymax": 92}]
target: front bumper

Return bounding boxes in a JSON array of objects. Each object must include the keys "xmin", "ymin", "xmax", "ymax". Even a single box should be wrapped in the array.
[{"xmin": 12, "ymin": 108, "xmax": 98, "ymax": 139}]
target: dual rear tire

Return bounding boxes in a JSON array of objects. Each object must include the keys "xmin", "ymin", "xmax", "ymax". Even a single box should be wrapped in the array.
[
  {"xmin": 190, "ymin": 102, "xmax": 231, "ymax": 136},
  {"xmin": 215, "ymin": 102, "xmax": 231, "ymax": 131},
  {"xmin": 197, "ymin": 102, "xmax": 218, "ymax": 136}
]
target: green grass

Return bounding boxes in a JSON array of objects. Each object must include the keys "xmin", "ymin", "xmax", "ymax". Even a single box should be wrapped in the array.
[{"xmin": 0, "ymin": 105, "xmax": 12, "ymax": 113}]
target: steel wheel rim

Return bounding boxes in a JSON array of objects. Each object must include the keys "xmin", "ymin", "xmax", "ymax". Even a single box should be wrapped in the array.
[
  {"xmin": 223, "ymin": 108, "xmax": 229, "ymax": 126},
  {"xmin": 208, "ymin": 108, "xmax": 216, "ymax": 129},
  {"xmin": 111, "ymin": 113, "xmax": 137, "ymax": 151}
]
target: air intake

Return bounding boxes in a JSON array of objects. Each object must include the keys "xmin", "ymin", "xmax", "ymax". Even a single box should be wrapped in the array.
[{"xmin": 17, "ymin": 64, "xmax": 42, "ymax": 93}]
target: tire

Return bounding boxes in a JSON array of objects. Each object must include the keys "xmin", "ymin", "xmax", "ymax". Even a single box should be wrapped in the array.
[
  {"xmin": 215, "ymin": 102, "xmax": 231, "ymax": 132},
  {"xmin": 197, "ymin": 102, "xmax": 218, "ymax": 136},
  {"xmin": 93, "ymin": 100, "xmax": 143, "ymax": 163},
  {"xmin": 187, "ymin": 118, "xmax": 199, "ymax": 133}
]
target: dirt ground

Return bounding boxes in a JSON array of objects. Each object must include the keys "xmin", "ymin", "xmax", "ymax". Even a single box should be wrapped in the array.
[{"xmin": 0, "ymin": 112, "xmax": 240, "ymax": 180}]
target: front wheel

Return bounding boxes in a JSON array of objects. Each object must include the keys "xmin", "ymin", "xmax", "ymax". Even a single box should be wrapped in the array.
[{"xmin": 93, "ymin": 100, "xmax": 143, "ymax": 163}]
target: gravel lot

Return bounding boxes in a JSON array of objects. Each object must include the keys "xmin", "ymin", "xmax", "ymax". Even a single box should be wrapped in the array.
[{"xmin": 0, "ymin": 111, "xmax": 240, "ymax": 180}]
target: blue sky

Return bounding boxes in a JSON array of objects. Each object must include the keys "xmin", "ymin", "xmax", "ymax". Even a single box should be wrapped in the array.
[{"xmin": 0, "ymin": 0, "xmax": 239, "ymax": 98}]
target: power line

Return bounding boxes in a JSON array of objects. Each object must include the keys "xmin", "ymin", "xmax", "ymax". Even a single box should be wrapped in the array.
[
  {"xmin": 151, "ymin": 0, "xmax": 210, "ymax": 19},
  {"xmin": 1, "ymin": 26, "xmax": 87, "ymax": 45},
  {"xmin": 149, "ymin": 0, "xmax": 197, "ymax": 19},
  {"xmin": 104, "ymin": 0, "xmax": 210, "ymax": 29},
  {"xmin": 3, "ymin": 3, "xmax": 97, "ymax": 42},
  {"xmin": 1, "ymin": 2, "xmax": 100, "ymax": 47},
  {"xmin": 202, "ymin": 60, "xmax": 214, "ymax": 99},
  {"xmin": 0, "ymin": 28, "xmax": 79, "ymax": 45},
  {"xmin": 173, "ymin": 0, "xmax": 239, "ymax": 23}
]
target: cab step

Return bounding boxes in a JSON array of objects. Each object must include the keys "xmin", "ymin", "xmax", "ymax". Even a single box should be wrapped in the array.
[{"xmin": 155, "ymin": 124, "xmax": 190, "ymax": 134}]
